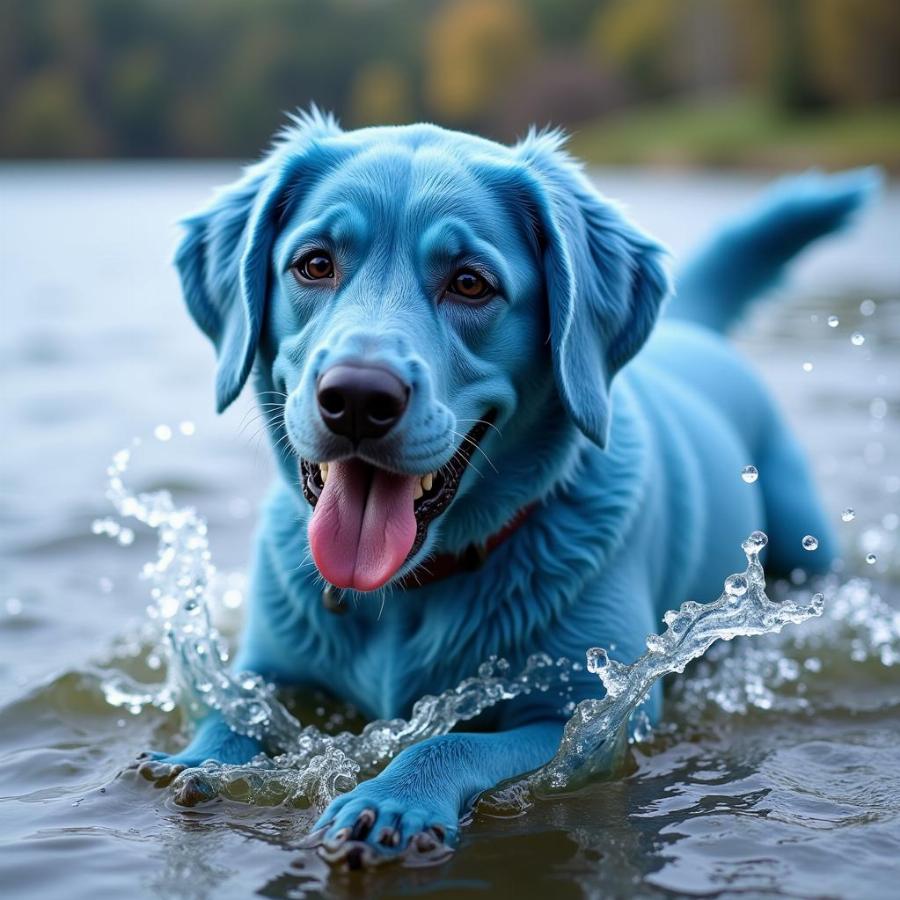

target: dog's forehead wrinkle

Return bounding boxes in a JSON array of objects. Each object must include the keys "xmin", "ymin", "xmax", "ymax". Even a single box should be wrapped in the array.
[{"xmin": 301, "ymin": 148, "xmax": 414, "ymax": 230}]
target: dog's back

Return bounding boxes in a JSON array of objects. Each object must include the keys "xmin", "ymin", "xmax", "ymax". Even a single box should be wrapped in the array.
[{"xmin": 648, "ymin": 169, "xmax": 877, "ymax": 587}]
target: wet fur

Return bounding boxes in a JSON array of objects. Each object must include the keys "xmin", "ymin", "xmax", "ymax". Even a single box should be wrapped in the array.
[{"xmin": 145, "ymin": 110, "xmax": 876, "ymax": 865}]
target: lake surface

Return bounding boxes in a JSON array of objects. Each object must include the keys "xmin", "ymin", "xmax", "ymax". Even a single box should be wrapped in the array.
[{"xmin": 1, "ymin": 163, "xmax": 898, "ymax": 899}]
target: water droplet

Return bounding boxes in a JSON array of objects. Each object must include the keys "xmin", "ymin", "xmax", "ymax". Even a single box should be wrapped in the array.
[
  {"xmin": 865, "ymin": 553, "xmax": 877, "ymax": 565},
  {"xmin": 802, "ymin": 535, "xmax": 819, "ymax": 551},
  {"xmin": 5, "ymin": 597, "xmax": 23, "ymax": 616},
  {"xmin": 159, "ymin": 595, "xmax": 179, "ymax": 618},
  {"xmin": 859, "ymin": 298, "xmax": 876, "ymax": 316},
  {"xmin": 841, "ymin": 507, "xmax": 855, "ymax": 523},
  {"xmin": 586, "ymin": 647, "xmax": 608, "ymax": 674},
  {"xmin": 802, "ymin": 361, "xmax": 813, "ymax": 373},
  {"xmin": 724, "ymin": 574, "xmax": 748, "ymax": 597},
  {"xmin": 742, "ymin": 530, "xmax": 768, "ymax": 555},
  {"xmin": 850, "ymin": 332, "xmax": 865, "ymax": 346},
  {"xmin": 222, "ymin": 589, "xmax": 243, "ymax": 609},
  {"xmin": 741, "ymin": 465, "xmax": 758, "ymax": 484},
  {"xmin": 154, "ymin": 424, "xmax": 173, "ymax": 441},
  {"xmin": 179, "ymin": 420, "xmax": 196, "ymax": 436},
  {"xmin": 827, "ymin": 315, "xmax": 839, "ymax": 328},
  {"xmin": 117, "ymin": 527, "xmax": 135, "ymax": 546},
  {"xmin": 869, "ymin": 398, "xmax": 887, "ymax": 419}
]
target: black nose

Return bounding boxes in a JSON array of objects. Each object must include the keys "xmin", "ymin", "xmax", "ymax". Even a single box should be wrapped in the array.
[{"xmin": 316, "ymin": 364, "xmax": 409, "ymax": 443}]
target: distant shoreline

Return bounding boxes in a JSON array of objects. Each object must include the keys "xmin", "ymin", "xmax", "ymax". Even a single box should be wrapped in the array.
[{"xmin": 568, "ymin": 97, "xmax": 900, "ymax": 174}]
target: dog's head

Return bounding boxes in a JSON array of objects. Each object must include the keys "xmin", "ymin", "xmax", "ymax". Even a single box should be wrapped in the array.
[{"xmin": 176, "ymin": 110, "xmax": 670, "ymax": 592}]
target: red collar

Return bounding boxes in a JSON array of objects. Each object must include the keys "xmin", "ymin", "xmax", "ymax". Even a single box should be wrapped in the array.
[{"xmin": 397, "ymin": 503, "xmax": 537, "ymax": 590}]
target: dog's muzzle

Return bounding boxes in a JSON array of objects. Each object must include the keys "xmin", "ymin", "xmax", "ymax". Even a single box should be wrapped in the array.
[{"xmin": 300, "ymin": 413, "xmax": 495, "ymax": 592}]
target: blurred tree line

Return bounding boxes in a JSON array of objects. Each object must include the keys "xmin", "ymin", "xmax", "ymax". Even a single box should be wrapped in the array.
[{"xmin": 1, "ymin": 0, "xmax": 897, "ymax": 158}]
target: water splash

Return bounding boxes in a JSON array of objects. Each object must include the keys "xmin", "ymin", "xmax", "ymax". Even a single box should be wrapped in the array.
[
  {"xmin": 482, "ymin": 532, "xmax": 824, "ymax": 808},
  {"xmin": 668, "ymin": 575, "xmax": 900, "ymax": 720},
  {"xmin": 97, "ymin": 432, "xmax": 567, "ymax": 807},
  {"xmin": 96, "ymin": 433, "xmax": 894, "ymax": 816},
  {"xmin": 170, "ymin": 654, "xmax": 564, "ymax": 809}
]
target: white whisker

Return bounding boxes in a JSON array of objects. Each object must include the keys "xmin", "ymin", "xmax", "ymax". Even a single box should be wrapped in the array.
[
  {"xmin": 449, "ymin": 429, "xmax": 497, "ymax": 474},
  {"xmin": 456, "ymin": 417, "xmax": 503, "ymax": 438}
]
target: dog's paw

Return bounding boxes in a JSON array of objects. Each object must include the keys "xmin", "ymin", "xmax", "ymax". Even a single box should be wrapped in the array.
[
  {"xmin": 129, "ymin": 752, "xmax": 190, "ymax": 788},
  {"xmin": 170, "ymin": 769, "xmax": 219, "ymax": 807},
  {"xmin": 126, "ymin": 753, "xmax": 221, "ymax": 805},
  {"xmin": 308, "ymin": 787, "xmax": 458, "ymax": 869}
]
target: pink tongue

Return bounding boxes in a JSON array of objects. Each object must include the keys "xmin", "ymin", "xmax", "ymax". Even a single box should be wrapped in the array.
[{"xmin": 308, "ymin": 460, "xmax": 419, "ymax": 592}]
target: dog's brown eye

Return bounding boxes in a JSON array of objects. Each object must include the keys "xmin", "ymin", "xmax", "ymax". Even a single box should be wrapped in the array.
[
  {"xmin": 295, "ymin": 252, "xmax": 334, "ymax": 281},
  {"xmin": 447, "ymin": 269, "xmax": 491, "ymax": 302}
]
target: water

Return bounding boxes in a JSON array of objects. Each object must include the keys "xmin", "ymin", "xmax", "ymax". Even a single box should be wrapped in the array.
[{"xmin": 2, "ymin": 164, "xmax": 899, "ymax": 898}]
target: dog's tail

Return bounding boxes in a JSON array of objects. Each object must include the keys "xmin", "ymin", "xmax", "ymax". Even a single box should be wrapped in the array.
[{"xmin": 669, "ymin": 168, "xmax": 881, "ymax": 334}]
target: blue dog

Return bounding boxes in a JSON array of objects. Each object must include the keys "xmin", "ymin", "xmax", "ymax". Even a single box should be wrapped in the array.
[{"xmin": 140, "ymin": 110, "xmax": 874, "ymax": 866}]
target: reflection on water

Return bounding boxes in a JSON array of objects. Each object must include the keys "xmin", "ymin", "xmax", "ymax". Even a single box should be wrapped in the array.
[{"xmin": 1, "ymin": 164, "xmax": 898, "ymax": 898}]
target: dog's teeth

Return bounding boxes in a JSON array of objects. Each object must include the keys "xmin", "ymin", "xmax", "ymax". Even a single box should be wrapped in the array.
[
  {"xmin": 319, "ymin": 462, "xmax": 329, "ymax": 483},
  {"xmin": 421, "ymin": 473, "xmax": 433, "ymax": 492},
  {"xmin": 413, "ymin": 481, "xmax": 424, "ymax": 500}
]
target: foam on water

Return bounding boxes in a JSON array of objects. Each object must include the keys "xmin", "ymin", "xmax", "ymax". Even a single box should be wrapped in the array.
[{"xmin": 96, "ymin": 432, "xmax": 896, "ymax": 814}]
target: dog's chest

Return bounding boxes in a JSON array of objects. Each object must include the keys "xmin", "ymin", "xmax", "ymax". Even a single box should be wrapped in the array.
[{"xmin": 311, "ymin": 594, "xmax": 498, "ymax": 721}]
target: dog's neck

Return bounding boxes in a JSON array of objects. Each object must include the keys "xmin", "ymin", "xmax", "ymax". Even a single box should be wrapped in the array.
[{"xmin": 393, "ymin": 502, "xmax": 538, "ymax": 591}]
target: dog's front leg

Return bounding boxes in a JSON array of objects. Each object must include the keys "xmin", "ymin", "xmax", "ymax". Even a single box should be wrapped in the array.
[
  {"xmin": 312, "ymin": 721, "xmax": 562, "ymax": 867},
  {"xmin": 134, "ymin": 711, "xmax": 263, "ymax": 788}
]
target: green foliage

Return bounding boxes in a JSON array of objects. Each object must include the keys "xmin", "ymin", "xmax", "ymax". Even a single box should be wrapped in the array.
[
  {"xmin": 568, "ymin": 96, "xmax": 900, "ymax": 171},
  {"xmin": 0, "ymin": 0, "xmax": 897, "ymax": 160}
]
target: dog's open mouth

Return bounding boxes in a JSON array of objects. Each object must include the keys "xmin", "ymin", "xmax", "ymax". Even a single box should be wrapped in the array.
[{"xmin": 299, "ymin": 415, "xmax": 494, "ymax": 592}]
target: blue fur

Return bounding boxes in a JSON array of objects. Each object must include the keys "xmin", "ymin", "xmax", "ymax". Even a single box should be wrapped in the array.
[
  {"xmin": 672, "ymin": 167, "xmax": 881, "ymax": 332},
  {"xmin": 160, "ymin": 109, "xmax": 874, "ymax": 861}
]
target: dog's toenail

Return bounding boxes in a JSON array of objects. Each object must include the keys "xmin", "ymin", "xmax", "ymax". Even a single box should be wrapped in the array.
[
  {"xmin": 415, "ymin": 833, "xmax": 437, "ymax": 852},
  {"xmin": 378, "ymin": 827, "xmax": 399, "ymax": 847},
  {"xmin": 349, "ymin": 808, "xmax": 375, "ymax": 841}
]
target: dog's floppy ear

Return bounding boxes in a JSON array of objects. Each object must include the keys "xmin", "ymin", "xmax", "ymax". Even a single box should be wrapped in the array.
[
  {"xmin": 174, "ymin": 109, "xmax": 341, "ymax": 412},
  {"xmin": 175, "ymin": 166, "xmax": 282, "ymax": 411},
  {"xmin": 515, "ymin": 132, "xmax": 671, "ymax": 447}
]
